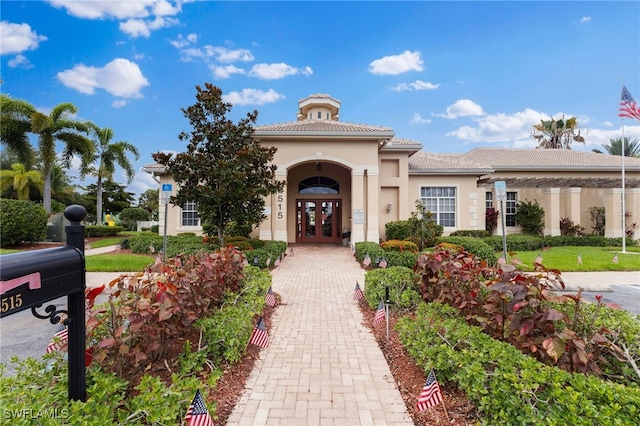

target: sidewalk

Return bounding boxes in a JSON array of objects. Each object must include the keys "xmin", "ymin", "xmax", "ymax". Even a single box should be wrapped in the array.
[{"xmin": 227, "ymin": 245, "xmax": 413, "ymax": 426}]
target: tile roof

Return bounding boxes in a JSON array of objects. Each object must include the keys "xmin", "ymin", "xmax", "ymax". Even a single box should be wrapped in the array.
[
  {"xmin": 385, "ymin": 137, "xmax": 422, "ymax": 148},
  {"xmin": 456, "ymin": 148, "xmax": 640, "ymax": 170},
  {"xmin": 409, "ymin": 152, "xmax": 494, "ymax": 174},
  {"xmin": 254, "ymin": 120, "xmax": 394, "ymax": 136}
]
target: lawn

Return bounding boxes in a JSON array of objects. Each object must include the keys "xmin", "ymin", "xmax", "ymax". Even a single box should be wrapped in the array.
[
  {"xmin": 85, "ymin": 253, "xmax": 155, "ymax": 272},
  {"xmin": 510, "ymin": 245, "xmax": 640, "ymax": 272}
]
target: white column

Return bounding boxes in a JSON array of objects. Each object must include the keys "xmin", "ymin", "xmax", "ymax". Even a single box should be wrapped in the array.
[
  {"xmin": 604, "ymin": 188, "xmax": 623, "ymax": 238},
  {"xmin": 273, "ymin": 171, "xmax": 288, "ymax": 242},
  {"xmin": 366, "ymin": 170, "xmax": 380, "ymax": 242},
  {"xmin": 544, "ymin": 188, "xmax": 561, "ymax": 236},
  {"xmin": 351, "ymin": 169, "xmax": 365, "ymax": 243}
]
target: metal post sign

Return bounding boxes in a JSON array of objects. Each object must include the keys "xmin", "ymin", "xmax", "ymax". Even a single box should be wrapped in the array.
[
  {"xmin": 495, "ymin": 180, "xmax": 507, "ymax": 201},
  {"xmin": 161, "ymin": 183, "xmax": 172, "ymax": 204}
]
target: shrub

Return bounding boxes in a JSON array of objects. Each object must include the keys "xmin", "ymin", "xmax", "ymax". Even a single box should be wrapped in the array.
[
  {"xmin": 364, "ymin": 266, "xmax": 420, "ymax": 311},
  {"xmin": 150, "ymin": 224, "xmax": 159, "ymax": 233},
  {"xmin": 85, "ymin": 225, "xmax": 124, "ymax": 237},
  {"xmin": 354, "ymin": 241, "xmax": 384, "ymax": 265},
  {"xmin": 407, "ymin": 200, "xmax": 443, "ymax": 250},
  {"xmin": 385, "ymin": 220, "xmax": 411, "ymax": 240},
  {"xmin": 560, "ymin": 217, "xmax": 585, "ymax": 236},
  {"xmin": 515, "ymin": 199, "xmax": 545, "ymax": 236},
  {"xmin": 380, "ymin": 239, "xmax": 419, "ymax": 252},
  {"xmin": 243, "ymin": 241, "xmax": 287, "ymax": 268},
  {"xmin": 0, "ymin": 199, "xmax": 47, "ymax": 246},
  {"xmin": 437, "ymin": 236, "xmax": 498, "ymax": 264},
  {"xmin": 381, "ymin": 250, "xmax": 420, "ymax": 269},
  {"xmin": 589, "ymin": 206, "xmax": 606, "ymax": 236},
  {"xmin": 483, "ymin": 234, "xmax": 544, "ymax": 251},
  {"xmin": 450, "ymin": 229, "xmax": 491, "ymax": 238},
  {"xmin": 485, "ymin": 207, "xmax": 500, "ymax": 233}
]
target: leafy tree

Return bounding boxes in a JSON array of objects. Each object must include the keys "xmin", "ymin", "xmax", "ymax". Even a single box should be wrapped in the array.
[
  {"xmin": 408, "ymin": 199, "xmax": 444, "ymax": 250},
  {"xmin": 531, "ymin": 116, "xmax": 585, "ymax": 149},
  {"xmin": 82, "ymin": 181, "xmax": 135, "ymax": 217},
  {"xmin": 30, "ymin": 102, "xmax": 94, "ymax": 213},
  {"xmin": 0, "ymin": 163, "xmax": 42, "ymax": 200},
  {"xmin": 85, "ymin": 124, "xmax": 139, "ymax": 224},
  {"xmin": 137, "ymin": 188, "xmax": 159, "ymax": 220},
  {"xmin": 0, "ymin": 94, "xmax": 36, "ymax": 168},
  {"xmin": 119, "ymin": 207, "xmax": 151, "ymax": 231},
  {"xmin": 152, "ymin": 83, "xmax": 285, "ymax": 246},
  {"xmin": 592, "ymin": 137, "xmax": 640, "ymax": 157}
]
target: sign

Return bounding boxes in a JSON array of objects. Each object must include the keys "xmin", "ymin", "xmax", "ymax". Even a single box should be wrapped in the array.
[
  {"xmin": 353, "ymin": 209, "xmax": 365, "ymax": 224},
  {"xmin": 495, "ymin": 180, "xmax": 507, "ymax": 201},
  {"xmin": 161, "ymin": 183, "xmax": 172, "ymax": 204},
  {"xmin": 264, "ymin": 206, "xmax": 271, "ymax": 215}
]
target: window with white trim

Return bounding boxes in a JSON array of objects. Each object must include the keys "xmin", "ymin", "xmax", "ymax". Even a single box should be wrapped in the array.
[
  {"xmin": 485, "ymin": 191, "xmax": 493, "ymax": 210},
  {"xmin": 181, "ymin": 202, "xmax": 200, "ymax": 227},
  {"xmin": 505, "ymin": 192, "xmax": 517, "ymax": 227},
  {"xmin": 420, "ymin": 187, "xmax": 456, "ymax": 227}
]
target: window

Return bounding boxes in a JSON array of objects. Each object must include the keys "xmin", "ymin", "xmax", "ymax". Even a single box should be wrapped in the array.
[
  {"xmin": 317, "ymin": 111, "xmax": 321, "ymax": 119},
  {"xmin": 420, "ymin": 187, "xmax": 456, "ymax": 227},
  {"xmin": 505, "ymin": 192, "xmax": 517, "ymax": 227},
  {"xmin": 299, "ymin": 176, "xmax": 339, "ymax": 194},
  {"xmin": 181, "ymin": 202, "xmax": 200, "ymax": 226},
  {"xmin": 485, "ymin": 192, "xmax": 493, "ymax": 210}
]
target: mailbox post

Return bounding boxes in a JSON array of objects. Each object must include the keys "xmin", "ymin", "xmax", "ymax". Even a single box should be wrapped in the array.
[{"xmin": 0, "ymin": 205, "xmax": 87, "ymax": 401}]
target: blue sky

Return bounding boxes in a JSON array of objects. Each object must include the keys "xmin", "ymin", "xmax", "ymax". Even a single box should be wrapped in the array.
[{"xmin": 1, "ymin": 1, "xmax": 639, "ymax": 197}]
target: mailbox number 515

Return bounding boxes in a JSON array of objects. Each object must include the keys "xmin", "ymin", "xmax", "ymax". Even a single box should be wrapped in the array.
[{"xmin": 1, "ymin": 294, "xmax": 23, "ymax": 313}]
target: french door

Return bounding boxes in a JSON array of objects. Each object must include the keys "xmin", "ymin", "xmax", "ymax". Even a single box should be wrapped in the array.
[{"xmin": 296, "ymin": 199, "xmax": 342, "ymax": 243}]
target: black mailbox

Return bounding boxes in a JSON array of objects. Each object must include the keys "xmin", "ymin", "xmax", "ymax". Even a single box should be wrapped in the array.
[{"xmin": 1, "ymin": 246, "xmax": 84, "ymax": 318}]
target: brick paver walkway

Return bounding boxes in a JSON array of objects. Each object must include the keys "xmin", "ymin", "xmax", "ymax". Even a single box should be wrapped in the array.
[{"xmin": 227, "ymin": 245, "xmax": 413, "ymax": 425}]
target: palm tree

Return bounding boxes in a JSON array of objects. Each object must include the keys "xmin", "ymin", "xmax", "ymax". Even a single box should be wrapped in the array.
[
  {"xmin": 0, "ymin": 94, "xmax": 36, "ymax": 168},
  {"xmin": 51, "ymin": 163, "xmax": 77, "ymax": 205},
  {"xmin": 531, "ymin": 116, "xmax": 585, "ymax": 149},
  {"xmin": 30, "ymin": 102, "xmax": 94, "ymax": 213},
  {"xmin": 86, "ymin": 123, "xmax": 139, "ymax": 224},
  {"xmin": 592, "ymin": 137, "xmax": 640, "ymax": 157},
  {"xmin": 0, "ymin": 163, "xmax": 43, "ymax": 200}
]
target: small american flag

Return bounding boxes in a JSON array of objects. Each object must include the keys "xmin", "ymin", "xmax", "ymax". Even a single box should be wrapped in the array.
[
  {"xmin": 265, "ymin": 286, "xmax": 276, "ymax": 307},
  {"xmin": 353, "ymin": 282, "xmax": 365, "ymax": 301},
  {"xmin": 184, "ymin": 389, "xmax": 214, "ymax": 426},
  {"xmin": 362, "ymin": 254, "xmax": 371, "ymax": 267},
  {"xmin": 416, "ymin": 369, "xmax": 444, "ymax": 412},
  {"xmin": 612, "ymin": 254, "xmax": 619, "ymax": 264},
  {"xmin": 619, "ymin": 85, "xmax": 640, "ymax": 121},
  {"xmin": 46, "ymin": 324, "xmax": 68, "ymax": 353},
  {"xmin": 378, "ymin": 257, "xmax": 388, "ymax": 269},
  {"xmin": 577, "ymin": 254, "xmax": 582, "ymax": 265},
  {"xmin": 249, "ymin": 317, "xmax": 270, "ymax": 348},
  {"xmin": 534, "ymin": 253, "xmax": 543, "ymax": 265},
  {"xmin": 373, "ymin": 301, "xmax": 385, "ymax": 326}
]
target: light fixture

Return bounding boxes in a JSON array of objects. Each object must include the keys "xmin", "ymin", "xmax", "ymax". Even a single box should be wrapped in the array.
[
  {"xmin": 387, "ymin": 202, "xmax": 392, "ymax": 213},
  {"xmin": 316, "ymin": 162, "xmax": 322, "ymax": 171}
]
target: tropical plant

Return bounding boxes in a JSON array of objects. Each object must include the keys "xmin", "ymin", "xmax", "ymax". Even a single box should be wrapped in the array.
[
  {"xmin": 514, "ymin": 199, "xmax": 545, "ymax": 236},
  {"xmin": 0, "ymin": 94, "xmax": 36, "ymax": 168},
  {"xmin": 0, "ymin": 163, "xmax": 42, "ymax": 200},
  {"xmin": 85, "ymin": 124, "xmax": 139, "ymax": 224},
  {"xmin": 137, "ymin": 188, "xmax": 159, "ymax": 220},
  {"xmin": 407, "ymin": 199, "xmax": 444, "ymax": 250},
  {"xmin": 30, "ymin": 102, "xmax": 94, "ymax": 212},
  {"xmin": 531, "ymin": 115, "xmax": 585, "ymax": 149},
  {"xmin": 592, "ymin": 137, "xmax": 640, "ymax": 157},
  {"xmin": 80, "ymin": 181, "xmax": 136, "ymax": 217},
  {"xmin": 152, "ymin": 83, "xmax": 285, "ymax": 246}
]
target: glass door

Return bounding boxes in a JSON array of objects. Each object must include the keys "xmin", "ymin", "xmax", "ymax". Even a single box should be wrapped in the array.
[{"xmin": 296, "ymin": 199, "xmax": 341, "ymax": 243}]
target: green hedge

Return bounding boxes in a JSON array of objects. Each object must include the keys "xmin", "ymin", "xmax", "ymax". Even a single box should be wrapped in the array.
[
  {"xmin": 354, "ymin": 241, "xmax": 384, "ymax": 263},
  {"xmin": 385, "ymin": 220, "xmax": 411, "ymax": 240},
  {"xmin": 397, "ymin": 303, "xmax": 640, "ymax": 425},
  {"xmin": 450, "ymin": 229, "xmax": 491, "ymax": 238},
  {"xmin": 483, "ymin": 234, "xmax": 544, "ymax": 251},
  {"xmin": 542, "ymin": 235, "xmax": 637, "ymax": 247},
  {"xmin": 437, "ymin": 236, "xmax": 498, "ymax": 264},
  {"xmin": 85, "ymin": 225, "xmax": 124, "ymax": 237},
  {"xmin": 0, "ymin": 199, "xmax": 47, "ymax": 246},
  {"xmin": 364, "ymin": 266, "xmax": 421, "ymax": 311},
  {"xmin": 243, "ymin": 241, "xmax": 287, "ymax": 268}
]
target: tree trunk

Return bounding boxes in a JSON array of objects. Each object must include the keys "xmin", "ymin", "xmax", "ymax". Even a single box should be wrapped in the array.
[
  {"xmin": 96, "ymin": 177, "xmax": 103, "ymax": 225},
  {"xmin": 43, "ymin": 168, "xmax": 52, "ymax": 214}
]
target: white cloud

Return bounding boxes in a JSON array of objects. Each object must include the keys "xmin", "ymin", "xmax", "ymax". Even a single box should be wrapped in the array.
[
  {"xmin": 411, "ymin": 113, "xmax": 432, "ymax": 124},
  {"xmin": 248, "ymin": 63, "xmax": 313, "ymax": 80},
  {"xmin": 580, "ymin": 16, "xmax": 591, "ymax": 23},
  {"xmin": 447, "ymin": 108, "xmax": 549, "ymax": 144},
  {"xmin": 128, "ymin": 169, "xmax": 161, "ymax": 198},
  {"xmin": 57, "ymin": 58, "xmax": 150, "ymax": 98},
  {"xmin": 8, "ymin": 54, "xmax": 32, "ymax": 68},
  {"xmin": 0, "ymin": 21, "xmax": 47, "ymax": 55},
  {"xmin": 369, "ymin": 50, "xmax": 423, "ymax": 75},
  {"xmin": 222, "ymin": 88, "xmax": 285, "ymax": 106},
  {"xmin": 391, "ymin": 80, "xmax": 439, "ymax": 92},
  {"xmin": 210, "ymin": 64, "xmax": 245, "ymax": 79},
  {"xmin": 170, "ymin": 33, "xmax": 197, "ymax": 49},
  {"xmin": 47, "ymin": 0, "xmax": 183, "ymax": 38},
  {"xmin": 435, "ymin": 99, "xmax": 485, "ymax": 119},
  {"xmin": 112, "ymin": 99, "xmax": 128, "ymax": 108},
  {"xmin": 173, "ymin": 39, "xmax": 254, "ymax": 63}
]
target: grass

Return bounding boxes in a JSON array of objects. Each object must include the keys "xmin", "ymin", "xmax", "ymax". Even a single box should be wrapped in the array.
[
  {"xmin": 85, "ymin": 253, "xmax": 155, "ymax": 272},
  {"xmin": 509, "ymin": 246, "xmax": 640, "ymax": 272}
]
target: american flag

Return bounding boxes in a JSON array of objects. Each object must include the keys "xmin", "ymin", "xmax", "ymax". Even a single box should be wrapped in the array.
[
  {"xmin": 46, "ymin": 324, "xmax": 68, "ymax": 353},
  {"xmin": 265, "ymin": 286, "xmax": 276, "ymax": 307},
  {"xmin": 353, "ymin": 282, "xmax": 365, "ymax": 301},
  {"xmin": 378, "ymin": 257, "xmax": 388, "ymax": 268},
  {"xmin": 416, "ymin": 369, "xmax": 444, "ymax": 412},
  {"xmin": 612, "ymin": 254, "xmax": 619, "ymax": 264},
  {"xmin": 577, "ymin": 254, "xmax": 582, "ymax": 265},
  {"xmin": 373, "ymin": 301, "xmax": 385, "ymax": 326},
  {"xmin": 362, "ymin": 254, "xmax": 371, "ymax": 267},
  {"xmin": 184, "ymin": 389, "xmax": 214, "ymax": 426},
  {"xmin": 619, "ymin": 85, "xmax": 640, "ymax": 121},
  {"xmin": 249, "ymin": 317, "xmax": 270, "ymax": 348}
]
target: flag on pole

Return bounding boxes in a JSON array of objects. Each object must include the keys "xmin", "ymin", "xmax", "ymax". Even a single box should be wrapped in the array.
[
  {"xmin": 378, "ymin": 257, "xmax": 388, "ymax": 269},
  {"xmin": 363, "ymin": 254, "xmax": 371, "ymax": 267},
  {"xmin": 184, "ymin": 389, "xmax": 214, "ymax": 426},
  {"xmin": 373, "ymin": 301, "xmax": 385, "ymax": 326},
  {"xmin": 353, "ymin": 282, "xmax": 365, "ymax": 301},
  {"xmin": 46, "ymin": 324, "xmax": 68, "ymax": 353},
  {"xmin": 619, "ymin": 85, "xmax": 640, "ymax": 121},
  {"xmin": 416, "ymin": 369, "xmax": 444, "ymax": 412},
  {"xmin": 577, "ymin": 254, "xmax": 582, "ymax": 265},
  {"xmin": 612, "ymin": 254, "xmax": 619, "ymax": 264},
  {"xmin": 534, "ymin": 253, "xmax": 543, "ymax": 265},
  {"xmin": 265, "ymin": 286, "xmax": 276, "ymax": 307},
  {"xmin": 249, "ymin": 317, "xmax": 270, "ymax": 348}
]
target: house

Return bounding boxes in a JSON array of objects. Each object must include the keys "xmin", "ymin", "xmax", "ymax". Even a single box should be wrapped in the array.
[{"xmin": 143, "ymin": 93, "xmax": 640, "ymax": 243}]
